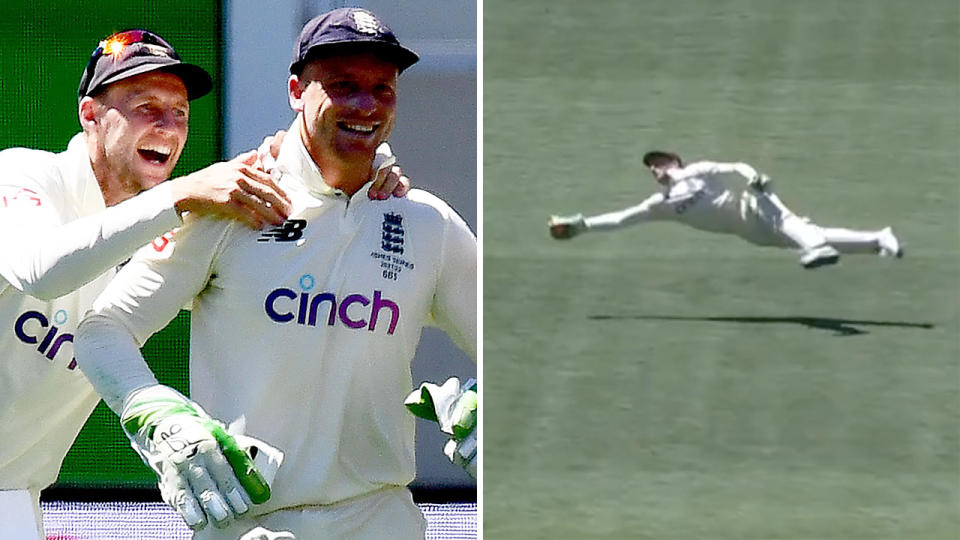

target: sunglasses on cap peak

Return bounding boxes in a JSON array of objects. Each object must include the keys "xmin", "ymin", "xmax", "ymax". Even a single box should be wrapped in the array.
[
  {"xmin": 78, "ymin": 29, "xmax": 212, "ymax": 100},
  {"xmin": 83, "ymin": 30, "xmax": 175, "ymax": 76}
]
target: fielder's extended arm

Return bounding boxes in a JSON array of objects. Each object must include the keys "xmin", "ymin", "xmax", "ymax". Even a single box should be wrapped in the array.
[{"xmin": 549, "ymin": 193, "xmax": 668, "ymax": 239}]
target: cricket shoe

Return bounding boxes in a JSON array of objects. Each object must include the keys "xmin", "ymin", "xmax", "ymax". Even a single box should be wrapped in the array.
[
  {"xmin": 877, "ymin": 227, "xmax": 903, "ymax": 258},
  {"xmin": 799, "ymin": 244, "xmax": 840, "ymax": 269}
]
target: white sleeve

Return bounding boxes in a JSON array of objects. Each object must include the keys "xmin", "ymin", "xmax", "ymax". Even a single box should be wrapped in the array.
[
  {"xmin": 584, "ymin": 193, "xmax": 668, "ymax": 231},
  {"xmin": 430, "ymin": 210, "xmax": 477, "ymax": 362},
  {"xmin": 0, "ymin": 181, "xmax": 181, "ymax": 300},
  {"xmin": 674, "ymin": 161, "xmax": 759, "ymax": 183},
  {"xmin": 74, "ymin": 215, "xmax": 229, "ymax": 413}
]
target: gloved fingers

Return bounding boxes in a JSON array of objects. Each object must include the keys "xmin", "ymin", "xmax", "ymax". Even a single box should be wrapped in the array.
[
  {"xmin": 159, "ymin": 458, "xmax": 208, "ymax": 530},
  {"xmin": 171, "ymin": 441, "xmax": 233, "ymax": 529},
  {"xmin": 444, "ymin": 434, "xmax": 478, "ymax": 479},
  {"xmin": 201, "ymin": 439, "xmax": 252, "ymax": 514}
]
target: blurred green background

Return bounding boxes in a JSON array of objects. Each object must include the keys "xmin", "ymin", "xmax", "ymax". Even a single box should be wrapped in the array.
[
  {"xmin": 0, "ymin": 0, "xmax": 220, "ymax": 489},
  {"xmin": 484, "ymin": 1, "xmax": 959, "ymax": 538}
]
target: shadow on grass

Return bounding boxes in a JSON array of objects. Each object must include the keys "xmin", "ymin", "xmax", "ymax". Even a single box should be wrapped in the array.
[{"xmin": 587, "ymin": 314, "xmax": 936, "ymax": 336}]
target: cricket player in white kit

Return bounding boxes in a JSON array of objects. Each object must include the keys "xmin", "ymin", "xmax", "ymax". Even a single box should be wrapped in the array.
[
  {"xmin": 549, "ymin": 150, "xmax": 903, "ymax": 268},
  {"xmin": 0, "ymin": 28, "xmax": 306, "ymax": 539},
  {"xmin": 76, "ymin": 8, "xmax": 476, "ymax": 539}
]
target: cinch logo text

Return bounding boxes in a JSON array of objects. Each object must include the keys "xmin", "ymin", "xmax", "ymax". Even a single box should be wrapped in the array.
[
  {"xmin": 14, "ymin": 310, "xmax": 77, "ymax": 369},
  {"xmin": 264, "ymin": 284, "xmax": 400, "ymax": 335}
]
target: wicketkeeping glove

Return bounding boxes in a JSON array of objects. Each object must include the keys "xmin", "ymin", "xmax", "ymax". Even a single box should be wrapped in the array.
[
  {"xmin": 405, "ymin": 377, "xmax": 477, "ymax": 478},
  {"xmin": 548, "ymin": 213, "xmax": 586, "ymax": 239},
  {"xmin": 747, "ymin": 172, "xmax": 772, "ymax": 192},
  {"xmin": 121, "ymin": 385, "xmax": 282, "ymax": 531}
]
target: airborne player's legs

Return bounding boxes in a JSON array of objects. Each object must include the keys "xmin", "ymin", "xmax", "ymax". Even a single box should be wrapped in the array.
[
  {"xmin": 746, "ymin": 191, "xmax": 840, "ymax": 268},
  {"xmin": 740, "ymin": 189, "xmax": 903, "ymax": 265},
  {"xmin": 818, "ymin": 226, "xmax": 902, "ymax": 257}
]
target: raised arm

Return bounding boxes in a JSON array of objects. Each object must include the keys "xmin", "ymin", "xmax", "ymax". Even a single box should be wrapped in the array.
[
  {"xmin": 0, "ymin": 150, "xmax": 289, "ymax": 300},
  {"xmin": 0, "ymin": 153, "xmax": 181, "ymax": 299}
]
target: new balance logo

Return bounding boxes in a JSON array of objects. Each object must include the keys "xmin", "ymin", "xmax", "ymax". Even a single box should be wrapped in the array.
[{"xmin": 258, "ymin": 219, "xmax": 307, "ymax": 242}]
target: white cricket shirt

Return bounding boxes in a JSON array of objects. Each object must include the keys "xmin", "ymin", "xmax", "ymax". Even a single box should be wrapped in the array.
[
  {"xmin": 585, "ymin": 161, "xmax": 767, "ymax": 238},
  {"xmin": 79, "ymin": 120, "xmax": 477, "ymax": 513},
  {"xmin": 0, "ymin": 133, "xmax": 181, "ymax": 490}
]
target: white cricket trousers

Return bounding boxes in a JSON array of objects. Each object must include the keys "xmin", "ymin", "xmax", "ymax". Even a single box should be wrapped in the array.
[
  {"xmin": 740, "ymin": 191, "xmax": 881, "ymax": 253},
  {"xmin": 193, "ymin": 486, "xmax": 427, "ymax": 540},
  {"xmin": 0, "ymin": 488, "xmax": 44, "ymax": 540}
]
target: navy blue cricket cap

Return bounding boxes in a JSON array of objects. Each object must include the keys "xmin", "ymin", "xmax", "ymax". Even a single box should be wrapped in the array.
[
  {"xmin": 78, "ymin": 29, "xmax": 212, "ymax": 101},
  {"xmin": 290, "ymin": 8, "xmax": 419, "ymax": 75}
]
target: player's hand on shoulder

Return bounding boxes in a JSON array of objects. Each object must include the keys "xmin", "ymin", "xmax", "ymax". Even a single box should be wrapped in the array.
[
  {"xmin": 548, "ymin": 213, "xmax": 586, "ymax": 239},
  {"xmin": 368, "ymin": 164, "xmax": 410, "ymax": 200},
  {"xmin": 169, "ymin": 151, "xmax": 292, "ymax": 229},
  {"xmin": 256, "ymin": 130, "xmax": 286, "ymax": 173}
]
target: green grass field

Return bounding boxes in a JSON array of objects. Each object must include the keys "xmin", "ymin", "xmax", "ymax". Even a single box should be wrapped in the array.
[{"xmin": 483, "ymin": 1, "xmax": 959, "ymax": 538}]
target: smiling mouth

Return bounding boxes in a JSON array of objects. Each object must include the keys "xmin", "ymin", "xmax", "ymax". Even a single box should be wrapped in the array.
[
  {"xmin": 338, "ymin": 122, "xmax": 377, "ymax": 136},
  {"xmin": 137, "ymin": 145, "xmax": 172, "ymax": 165}
]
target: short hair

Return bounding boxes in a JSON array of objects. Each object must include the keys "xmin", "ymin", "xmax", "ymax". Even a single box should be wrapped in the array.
[{"xmin": 642, "ymin": 150, "xmax": 683, "ymax": 168}]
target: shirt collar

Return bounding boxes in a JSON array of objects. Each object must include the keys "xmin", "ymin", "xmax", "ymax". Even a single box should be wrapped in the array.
[
  {"xmin": 275, "ymin": 114, "xmax": 396, "ymax": 202},
  {"xmin": 275, "ymin": 114, "xmax": 345, "ymax": 199}
]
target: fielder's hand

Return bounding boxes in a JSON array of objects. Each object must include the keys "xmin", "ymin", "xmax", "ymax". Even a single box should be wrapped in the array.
[
  {"xmin": 548, "ymin": 214, "xmax": 586, "ymax": 239},
  {"xmin": 748, "ymin": 173, "xmax": 772, "ymax": 192},
  {"xmin": 405, "ymin": 377, "xmax": 477, "ymax": 478},
  {"xmin": 121, "ymin": 385, "xmax": 276, "ymax": 531},
  {"xmin": 368, "ymin": 144, "xmax": 411, "ymax": 200},
  {"xmin": 255, "ymin": 130, "xmax": 286, "ymax": 174}
]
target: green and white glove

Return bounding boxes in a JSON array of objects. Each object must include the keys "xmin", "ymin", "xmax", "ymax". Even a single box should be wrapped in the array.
[
  {"xmin": 548, "ymin": 214, "xmax": 586, "ymax": 239},
  {"xmin": 121, "ymin": 385, "xmax": 281, "ymax": 531},
  {"xmin": 405, "ymin": 377, "xmax": 477, "ymax": 478}
]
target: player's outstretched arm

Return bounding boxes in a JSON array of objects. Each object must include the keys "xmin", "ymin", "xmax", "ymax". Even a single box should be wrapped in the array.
[
  {"xmin": 0, "ymin": 149, "xmax": 289, "ymax": 300},
  {"xmin": 405, "ymin": 377, "xmax": 478, "ymax": 478},
  {"xmin": 550, "ymin": 193, "xmax": 669, "ymax": 239}
]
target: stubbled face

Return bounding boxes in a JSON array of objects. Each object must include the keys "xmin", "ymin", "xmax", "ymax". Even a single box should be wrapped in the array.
[
  {"xmin": 85, "ymin": 71, "xmax": 189, "ymax": 202},
  {"xmin": 292, "ymin": 53, "xmax": 398, "ymax": 168}
]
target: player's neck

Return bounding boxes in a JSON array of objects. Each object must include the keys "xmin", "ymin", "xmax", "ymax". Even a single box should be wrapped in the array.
[
  {"xmin": 302, "ymin": 141, "xmax": 374, "ymax": 197},
  {"xmin": 89, "ymin": 156, "xmax": 131, "ymax": 208}
]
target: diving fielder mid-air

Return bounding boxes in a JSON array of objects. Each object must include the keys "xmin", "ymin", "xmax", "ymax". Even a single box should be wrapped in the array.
[{"xmin": 549, "ymin": 150, "xmax": 903, "ymax": 268}]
